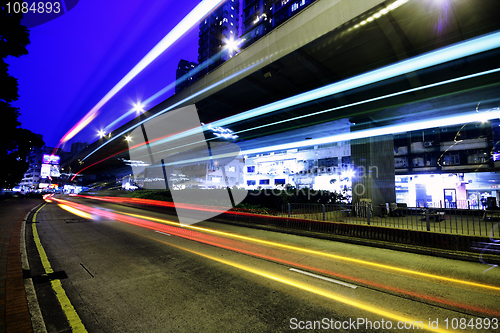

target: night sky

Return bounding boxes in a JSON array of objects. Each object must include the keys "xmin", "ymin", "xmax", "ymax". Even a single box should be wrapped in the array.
[{"xmin": 7, "ymin": 0, "xmax": 203, "ymax": 149}]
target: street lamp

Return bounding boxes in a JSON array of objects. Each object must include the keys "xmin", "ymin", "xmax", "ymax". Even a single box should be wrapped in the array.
[
  {"xmin": 133, "ymin": 102, "xmax": 145, "ymax": 114},
  {"xmin": 98, "ymin": 130, "xmax": 106, "ymax": 138}
]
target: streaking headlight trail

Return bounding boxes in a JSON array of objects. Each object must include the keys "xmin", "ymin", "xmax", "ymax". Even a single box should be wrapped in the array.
[
  {"xmin": 58, "ymin": 0, "xmax": 225, "ymax": 145},
  {"xmin": 82, "ymin": 30, "xmax": 500, "ymax": 161},
  {"xmin": 158, "ymin": 109, "xmax": 500, "ymax": 166}
]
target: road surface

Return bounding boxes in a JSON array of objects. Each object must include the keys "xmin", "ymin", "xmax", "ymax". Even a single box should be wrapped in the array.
[{"xmin": 24, "ymin": 195, "xmax": 500, "ymax": 332}]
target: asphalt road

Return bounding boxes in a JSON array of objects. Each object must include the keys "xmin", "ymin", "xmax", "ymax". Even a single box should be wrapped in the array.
[{"xmin": 25, "ymin": 196, "xmax": 500, "ymax": 332}]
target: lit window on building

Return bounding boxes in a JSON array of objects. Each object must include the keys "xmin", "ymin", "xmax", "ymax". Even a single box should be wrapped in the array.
[
  {"xmin": 443, "ymin": 153, "xmax": 460, "ymax": 165},
  {"xmin": 467, "ymin": 151, "xmax": 489, "ymax": 164}
]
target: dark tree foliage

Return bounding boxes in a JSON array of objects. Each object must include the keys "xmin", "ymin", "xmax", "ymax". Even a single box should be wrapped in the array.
[{"xmin": 0, "ymin": 2, "xmax": 44, "ymax": 188}]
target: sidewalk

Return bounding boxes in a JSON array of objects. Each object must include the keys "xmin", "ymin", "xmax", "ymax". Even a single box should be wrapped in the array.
[{"xmin": 0, "ymin": 198, "xmax": 42, "ymax": 333}]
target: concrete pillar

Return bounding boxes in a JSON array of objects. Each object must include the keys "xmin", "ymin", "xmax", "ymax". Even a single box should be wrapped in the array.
[{"xmin": 350, "ymin": 120, "xmax": 396, "ymax": 208}]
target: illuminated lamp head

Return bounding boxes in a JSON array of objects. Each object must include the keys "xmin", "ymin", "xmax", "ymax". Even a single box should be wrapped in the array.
[{"xmin": 133, "ymin": 102, "xmax": 145, "ymax": 113}]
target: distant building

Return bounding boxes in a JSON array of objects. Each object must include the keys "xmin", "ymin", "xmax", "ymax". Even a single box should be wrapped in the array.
[
  {"xmin": 241, "ymin": 0, "xmax": 273, "ymax": 47},
  {"xmin": 70, "ymin": 141, "xmax": 88, "ymax": 156},
  {"xmin": 175, "ymin": 59, "xmax": 198, "ymax": 93},
  {"xmin": 177, "ymin": 0, "xmax": 318, "ymax": 90},
  {"xmin": 271, "ymin": 0, "xmax": 317, "ymax": 28},
  {"xmin": 240, "ymin": 0, "xmax": 317, "ymax": 48},
  {"xmin": 19, "ymin": 146, "xmax": 67, "ymax": 191},
  {"xmin": 197, "ymin": 0, "xmax": 241, "ymax": 76}
]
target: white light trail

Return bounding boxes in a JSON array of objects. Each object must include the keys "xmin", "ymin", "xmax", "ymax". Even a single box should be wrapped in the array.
[
  {"xmin": 137, "ymin": 31, "xmax": 500, "ymax": 153},
  {"xmin": 82, "ymin": 60, "xmax": 265, "ymax": 161},
  {"xmin": 58, "ymin": 0, "xmax": 225, "ymax": 145},
  {"xmin": 158, "ymin": 110, "xmax": 500, "ymax": 166},
  {"xmin": 206, "ymin": 30, "xmax": 500, "ymax": 130},
  {"xmin": 109, "ymin": 67, "xmax": 500, "ymax": 164},
  {"xmin": 82, "ymin": 30, "xmax": 500, "ymax": 162}
]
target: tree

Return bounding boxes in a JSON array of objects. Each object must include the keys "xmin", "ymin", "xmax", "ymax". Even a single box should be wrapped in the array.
[{"xmin": 0, "ymin": 2, "xmax": 44, "ymax": 188}]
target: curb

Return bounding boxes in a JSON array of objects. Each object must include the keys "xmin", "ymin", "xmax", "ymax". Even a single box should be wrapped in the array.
[{"xmin": 21, "ymin": 204, "xmax": 48, "ymax": 333}]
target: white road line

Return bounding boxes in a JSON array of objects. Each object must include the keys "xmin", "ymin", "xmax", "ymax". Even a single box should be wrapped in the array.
[
  {"xmin": 155, "ymin": 231, "xmax": 172, "ymax": 236},
  {"xmin": 289, "ymin": 268, "xmax": 357, "ymax": 289}
]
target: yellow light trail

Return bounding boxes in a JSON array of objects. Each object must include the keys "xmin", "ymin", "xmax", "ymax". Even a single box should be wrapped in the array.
[
  {"xmin": 122, "ymin": 212, "xmax": 500, "ymax": 292},
  {"xmin": 58, "ymin": 204, "xmax": 93, "ymax": 220},
  {"xmin": 141, "ymin": 233, "xmax": 452, "ymax": 333}
]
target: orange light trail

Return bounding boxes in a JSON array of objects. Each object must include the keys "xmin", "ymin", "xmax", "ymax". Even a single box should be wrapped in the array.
[
  {"xmin": 75, "ymin": 195, "xmax": 500, "ymax": 292},
  {"xmin": 52, "ymin": 197, "xmax": 500, "ymax": 316},
  {"xmin": 70, "ymin": 127, "xmax": 190, "ymax": 181}
]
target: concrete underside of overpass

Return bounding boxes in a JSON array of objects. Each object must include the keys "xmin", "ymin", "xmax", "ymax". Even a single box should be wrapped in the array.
[{"xmin": 69, "ymin": 0, "xmax": 500, "ymax": 203}]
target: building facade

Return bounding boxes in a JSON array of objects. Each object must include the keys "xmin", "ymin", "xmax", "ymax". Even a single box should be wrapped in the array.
[
  {"xmin": 175, "ymin": 59, "xmax": 198, "ymax": 93},
  {"xmin": 241, "ymin": 0, "xmax": 273, "ymax": 47},
  {"xmin": 19, "ymin": 146, "xmax": 67, "ymax": 192},
  {"xmin": 197, "ymin": 0, "xmax": 241, "ymax": 76},
  {"xmin": 237, "ymin": 119, "xmax": 500, "ymax": 208}
]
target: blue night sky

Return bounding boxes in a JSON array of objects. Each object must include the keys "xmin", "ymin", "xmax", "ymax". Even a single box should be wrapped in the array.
[{"xmin": 7, "ymin": 0, "xmax": 202, "ymax": 149}]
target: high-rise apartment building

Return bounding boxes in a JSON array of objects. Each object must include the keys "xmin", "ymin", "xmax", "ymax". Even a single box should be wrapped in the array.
[
  {"xmin": 174, "ymin": 0, "xmax": 318, "ymax": 92},
  {"xmin": 175, "ymin": 59, "xmax": 198, "ymax": 93},
  {"xmin": 272, "ymin": 0, "xmax": 317, "ymax": 28},
  {"xmin": 197, "ymin": 0, "xmax": 241, "ymax": 76},
  {"xmin": 70, "ymin": 141, "xmax": 88, "ymax": 156},
  {"xmin": 241, "ymin": 0, "xmax": 273, "ymax": 47},
  {"xmin": 241, "ymin": 0, "xmax": 317, "ymax": 47}
]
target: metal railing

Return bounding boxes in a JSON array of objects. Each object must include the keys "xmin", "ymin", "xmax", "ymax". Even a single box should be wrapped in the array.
[
  {"xmin": 416, "ymin": 200, "xmax": 486, "ymax": 210},
  {"xmin": 282, "ymin": 202, "xmax": 500, "ymax": 238}
]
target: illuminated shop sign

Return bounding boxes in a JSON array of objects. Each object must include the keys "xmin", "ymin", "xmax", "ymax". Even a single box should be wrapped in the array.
[
  {"xmin": 40, "ymin": 164, "xmax": 51, "ymax": 178},
  {"xmin": 43, "ymin": 154, "xmax": 60, "ymax": 165}
]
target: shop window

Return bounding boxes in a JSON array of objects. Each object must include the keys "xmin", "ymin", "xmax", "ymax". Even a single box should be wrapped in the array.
[
  {"xmin": 412, "ymin": 157, "xmax": 424, "ymax": 167},
  {"xmin": 443, "ymin": 153, "xmax": 460, "ymax": 165},
  {"xmin": 318, "ymin": 157, "xmax": 338, "ymax": 167},
  {"xmin": 395, "ymin": 157, "xmax": 407, "ymax": 168},
  {"xmin": 467, "ymin": 151, "xmax": 489, "ymax": 164},
  {"xmin": 341, "ymin": 156, "xmax": 351, "ymax": 168},
  {"xmin": 274, "ymin": 179, "xmax": 286, "ymax": 185}
]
